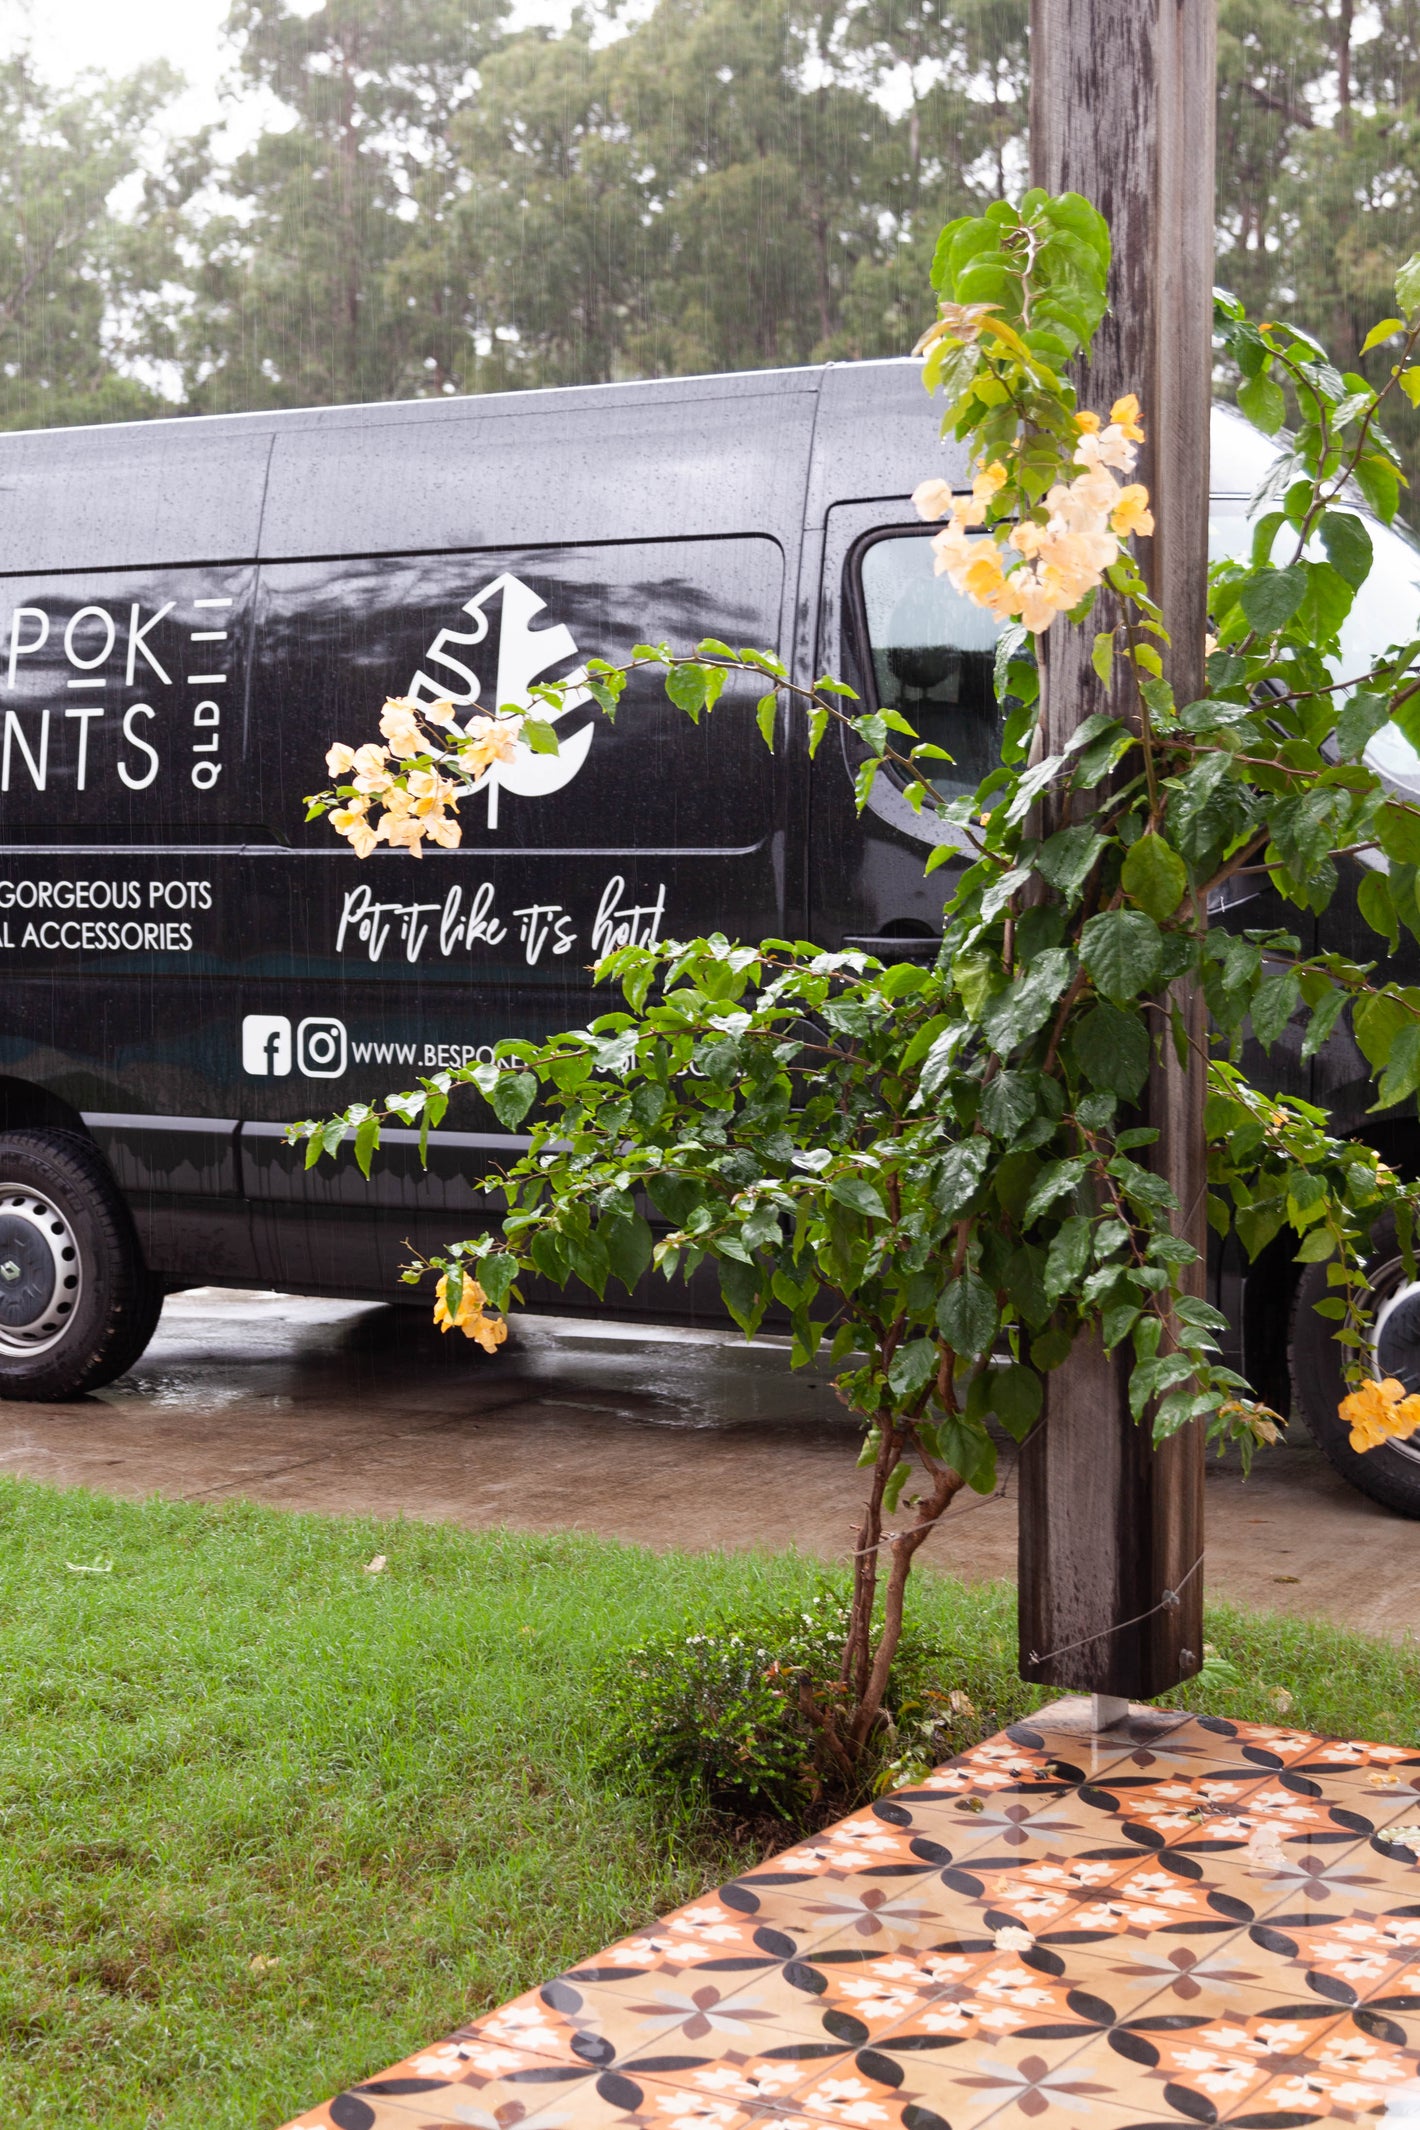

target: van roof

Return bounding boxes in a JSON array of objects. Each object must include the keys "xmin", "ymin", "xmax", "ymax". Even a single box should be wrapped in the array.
[{"xmin": 0, "ymin": 358, "xmax": 1300, "ymax": 574}]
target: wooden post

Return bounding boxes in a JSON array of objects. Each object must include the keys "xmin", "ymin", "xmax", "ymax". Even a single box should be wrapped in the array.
[{"xmin": 1017, "ymin": 0, "xmax": 1215, "ymax": 1701}]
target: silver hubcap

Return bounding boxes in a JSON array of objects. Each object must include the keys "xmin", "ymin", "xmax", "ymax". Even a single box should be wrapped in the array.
[
  {"xmin": 1366, "ymin": 1257, "xmax": 1420, "ymax": 1466},
  {"xmin": 0, "ymin": 1185, "xmax": 81, "ymax": 1354}
]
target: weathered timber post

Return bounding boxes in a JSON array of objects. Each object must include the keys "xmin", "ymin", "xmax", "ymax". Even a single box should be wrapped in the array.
[{"xmin": 1018, "ymin": 0, "xmax": 1215, "ymax": 1703}]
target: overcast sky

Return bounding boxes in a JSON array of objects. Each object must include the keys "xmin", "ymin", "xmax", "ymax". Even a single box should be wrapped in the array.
[
  {"xmin": 4, "ymin": 0, "xmax": 577, "ymax": 152},
  {"xmin": 14, "ymin": 0, "xmax": 242, "ymax": 133}
]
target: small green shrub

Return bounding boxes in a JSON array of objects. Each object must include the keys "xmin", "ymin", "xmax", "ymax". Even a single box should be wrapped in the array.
[{"xmin": 598, "ymin": 1584, "xmax": 956, "ymax": 1826}]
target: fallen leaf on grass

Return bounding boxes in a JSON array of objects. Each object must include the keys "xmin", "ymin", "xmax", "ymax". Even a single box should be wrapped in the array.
[
  {"xmin": 250, "ymin": 1954, "xmax": 281, "ymax": 1973},
  {"xmin": 949, "ymin": 1690, "xmax": 977, "ymax": 1718},
  {"xmin": 64, "ymin": 1558, "xmax": 113, "ymax": 1575},
  {"xmin": 1269, "ymin": 1686, "xmax": 1294, "ymax": 1713},
  {"xmin": 364, "ymin": 1556, "xmax": 387, "ymax": 1574}
]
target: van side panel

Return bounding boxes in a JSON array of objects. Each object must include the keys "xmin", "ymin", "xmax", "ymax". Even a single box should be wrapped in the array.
[
  {"xmin": 236, "ymin": 535, "xmax": 795, "ymax": 1298},
  {"xmin": 0, "ymin": 371, "xmax": 821, "ymax": 1308}
]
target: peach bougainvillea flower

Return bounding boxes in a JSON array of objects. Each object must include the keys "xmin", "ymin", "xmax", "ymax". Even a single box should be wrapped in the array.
[
  {"xmin": 1339, "ymin": 1376, "xmax": 1420, "ymax": 1453},
  {"xmin": 434, "ymin": 1274, "xmax": 508, "ymax": 1352}
]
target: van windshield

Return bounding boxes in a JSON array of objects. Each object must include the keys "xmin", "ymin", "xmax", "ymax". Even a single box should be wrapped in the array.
[
  {"xmin": 860, "ymin": 506, "xmax": 1420, "ymax": 812},
  {"xmin": 1210, "ymin": 497, "xmax": 1420, "ymax": 797}
]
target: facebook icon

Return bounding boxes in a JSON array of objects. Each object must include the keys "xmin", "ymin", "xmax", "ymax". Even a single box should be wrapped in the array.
[{"xmin": 242, "ymin": 1014, "xmax": 292, "ymax": 1077}]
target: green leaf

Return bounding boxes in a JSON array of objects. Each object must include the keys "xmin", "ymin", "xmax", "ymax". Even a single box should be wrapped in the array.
[
  {"xmin": 1239, "ymin": 566, "xmax": 1307, "ymax": 635},
  {"xmin": 1358, "ymin": 867, "xmax": 1400, "ymax": 951},
  {"xmin": 1121, "ymin": 832, "xmax": 1187, "ymax": 920},
  {"xmin": 990, "ymin": 1363, "xmax": 1042, "ymax": 1439},
  {"xmin": 476, "ymin": 1251, "xmax": 518, "ymax": 1313},
  {"xmin": 1044, "ymin": 1213, "xmax": 1092, "ymax": 1304},
  {"xmin": 1079, "ymin": 909, "xmax": 1164, "ymax": 1004},
  {"xmin": 665, "ymin": 662, "xmax": 725, "ymax": 720},
  {"xmin": 828, "ymin": 1172, "xmax": 889, "ymax": 1221},
  {"xmin": 718, "ymin": 1256, "xmax": 766, "ymax": 1337},
  {"xmin": 521, "ymin": 717, "xmax": 560, "ymax": 756},
  {"xmin": 979, "ymin": 947, "xmax": 1072, "ymax": 1050},
  {"xmin": 1070, "ymin": 1001, "xmax": 1150, "ymax": 1098},
  {"xmin": 1378, "ymin": 803, "xmax": 1420, "ymax": 867},
  {"xmin": 1354, "ymin": 988, "xmax": 1409, "ymax": 1069},
  {"xmin": 1295, "ymin": 1228, "xmax": 1335, "ymax": 1264},
  {"xmin": 1402, "ymin": 370, "xmax": 1420, "ymax": 412},
  {"xmin": 1128, "ymin": 1351, "xmax": 1196, "ymax": 1420},
  {"xmin": 888, "ymin": 1336, "xmax": 938, "ymax": 1399},
  {"xmin": 979, "ymin": 1072, "xmax": 1038, "ymax": 1140},
  {"xmin": 1023, "ymin": 1157, "xmax": 1087, "ymax": 1223},
  {"xmin": 1091, "ymin": 630, "xmax": 1115, "ymax": 687},
  {"xmin": 1319, "ymin": 511, "xmax": 1373, "ymax": 591},
  {"xmin": 1037, "ymin": 825, "xmax": 1105, "ymax": 897},
  {"xmin": 934, "ymin": 1137, "xmax": 991, "ymax": 1218},
  {"xmin": 1250, "ymin": 968, "xmax": 1301, "ymax": 1048},
  {"xmin": 755, "ymin": 692, "xmax": 778, "ymax": 751},
  {"xmin": 1336, "ymin": 688, "xmax": 1391, "ymax": 760},
  {"xmin": 1031, "ymin": 1324, "xmax": 1073, "ymax": 1370},
  {"xmin": 602, "ymin": 1209, "xmax": 654, "ymax": 1294},
  {"xmin": 853, "ymin": 757, "xmax": 882, "ymax": 812},
  {"xmin": 1295, "ymin": 558, "xmax": 1354, "ymax": 645},
  {"xmin": 1237, "ymin": 372, "xmax": 1285, "ymax": 435},
  {"xmin": 1396, "ymin": 251, "xmax": 1420, "ymax": 318},
  {"xmin": 1355, "ymin": 454, "xmax": 1401, "ymax": 524},
  {"xmin": 489, "ymin": 1071, "xmax": 537, "ymax": 1129},
  {"xmin": 937, "ymin": 1270, "xmax": 997, "ymax": 1359},
  {"xmin": 932, "ymin": 1411, "xmax": 997, "ymax": 1494},
  {"xmin": 1362, "ymin": 318, "xmax": 1405, "ymax": 353},
  {"xmin": 1375, "ymin": 1021, "xmax": 1420, "ymax": 1110},
  {"xmin": 354, "ymin": 1114, "xmax": 380, "ymax": 1179}
]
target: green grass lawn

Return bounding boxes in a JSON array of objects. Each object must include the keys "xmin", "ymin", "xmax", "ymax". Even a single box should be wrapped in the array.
[{"xmin": 0, "ymin": 1477, "xmax": 1417, "ymax": 2128}]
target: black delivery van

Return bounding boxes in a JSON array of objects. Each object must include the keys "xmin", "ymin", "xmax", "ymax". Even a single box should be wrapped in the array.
[{"xmin": 1, "ymin": 357, "xmax": 1419, "ymax": 1510}]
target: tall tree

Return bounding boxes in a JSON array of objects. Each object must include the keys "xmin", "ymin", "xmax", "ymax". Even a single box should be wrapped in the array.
[
  {"xmin": 178, "ymin": 0, "xmax": 505, "ymax": 412},
  {"xmin": 0, "ymin": 56, "xmax": 184, "ymax": 430}
]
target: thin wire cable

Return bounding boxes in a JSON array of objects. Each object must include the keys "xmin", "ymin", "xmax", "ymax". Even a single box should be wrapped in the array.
[{"xmin": 1026, "ymin": 1549, "xmax": 1205, "ymax": 1671}]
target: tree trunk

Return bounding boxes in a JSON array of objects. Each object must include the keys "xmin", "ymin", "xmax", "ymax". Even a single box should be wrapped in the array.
[{"xmin": 1017, "ymin": 0, "xmax": 1215, "ymax": 1700}]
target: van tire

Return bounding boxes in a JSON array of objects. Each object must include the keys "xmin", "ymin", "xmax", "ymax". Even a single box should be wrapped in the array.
[
  {"xmin": 0, "ymin": 1130, "xmax": 163, "ymax": 1401},
  {"xmin": 1290, "ymin": 1210, "xmax": 1420, "ymax": 1519}
]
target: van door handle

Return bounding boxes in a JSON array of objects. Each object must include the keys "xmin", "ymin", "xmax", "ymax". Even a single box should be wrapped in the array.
[{"xmin": 842, "ymin": 934, "xmax": 943, "ymax": 964}]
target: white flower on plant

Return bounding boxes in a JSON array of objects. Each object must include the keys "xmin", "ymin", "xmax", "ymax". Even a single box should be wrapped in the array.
[
  {"xmin": 379, "ymin": 696, "xmax": 427, "ymax": 758},
  {"xmin": 912, "ymin": 477, "xmax": 956, "ymax": 522}
]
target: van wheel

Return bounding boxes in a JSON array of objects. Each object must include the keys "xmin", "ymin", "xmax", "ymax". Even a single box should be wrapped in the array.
[
  {"xmin": 0, "ymin": 1131, "xmax": 163, "ymax": 1401},
  {"xmin": 1290, "ymin": 1209, "xmax": 1420, "ymax": 1519}
]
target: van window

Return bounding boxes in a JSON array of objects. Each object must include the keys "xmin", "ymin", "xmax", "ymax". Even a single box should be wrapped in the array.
[
  {"xmin": 255, "ymin": 539, "xmax": 783, "ymax": 853},
  {"xmin": 856, "ymin": 532, "xmax": 1003, "ymax": 801}
]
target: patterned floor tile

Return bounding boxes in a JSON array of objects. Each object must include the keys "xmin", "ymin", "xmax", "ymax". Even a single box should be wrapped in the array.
[{"xmin": 279, "ymin": 1707, "xmax": 1420, "ymax": 2130}]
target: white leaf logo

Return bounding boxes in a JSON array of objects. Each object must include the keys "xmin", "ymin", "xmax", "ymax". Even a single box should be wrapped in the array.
[{"xmin": 407, "ymin": 572, "xmax": 594, "ymax": 828}]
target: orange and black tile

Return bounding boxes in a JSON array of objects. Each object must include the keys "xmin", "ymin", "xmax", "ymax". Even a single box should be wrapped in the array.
[{"xmin": 283, "ymin": 1699, "xmax": 1420, "ymax": 2130}]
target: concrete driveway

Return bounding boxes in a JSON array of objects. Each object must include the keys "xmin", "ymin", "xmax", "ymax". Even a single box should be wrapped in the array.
[{"xmin": 0, "ymin": 1287, "xmax": 1413, "ymax": 1642}]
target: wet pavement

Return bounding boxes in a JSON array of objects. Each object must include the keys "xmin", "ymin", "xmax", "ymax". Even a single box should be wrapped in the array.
[{"xmin": 0, "ymin": 1288, "xmax": 1414, "ymax": 1641}]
